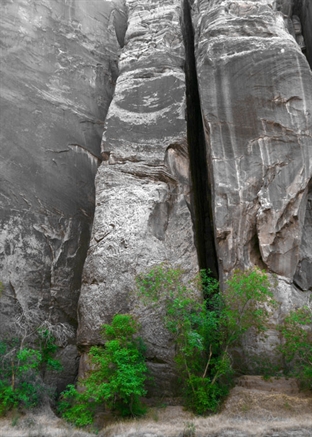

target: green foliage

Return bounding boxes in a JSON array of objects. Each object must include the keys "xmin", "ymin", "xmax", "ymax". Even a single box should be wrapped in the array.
[
  {"xmin": 36, "ymin": 329, "xmax": 63, "ymax": 375},
  {"xmin": 0, "ymin": 330, "xmax": 62, "ymax": 416},
  {"xmin": 57, "ymin": 384, "xmax": 95, "ymax": 427},
  {"xmin": 136, "ymin": 264, "xmax": 232, "ymax": 415},
  {"xmin": 222, "ymin": 268, "xmax": 276, "ymax": 346},
  {"xmin": 136, "ymin": 264, "xmax": 275, "ymax": 415},
  {"xmin": 278, "ymin": 306, "xmax": 312, "ymax": 389},
  {"xmin": 59, "ymin": 314, "xmax": 148, "ymax": 426}
]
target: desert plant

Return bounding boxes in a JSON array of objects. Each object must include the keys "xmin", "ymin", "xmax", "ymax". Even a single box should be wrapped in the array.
[
  {"xmin": 0, "ymin": 330, "xmax": 62, "ymax": 415},
  {"xmin": 59, "ymin": 314, "xmax": 148, "ymax": 426},
  {"xmin": 278, "ymin": 305, "xmax": 312, "ymax": 389},
  {"xmin": 181, "ymin": 421, "xmax": 196, "ymax": 437},
  {"xmin": 136, "ymin": 264, "xmax": 275, "ymax": 414},
  {"xmin": 222, "ymin": 267, "xmax": 276, "ymax": 345},
  {"xmin": 136, "ymin": 264, "xmax": 232, "ymax": 414}
]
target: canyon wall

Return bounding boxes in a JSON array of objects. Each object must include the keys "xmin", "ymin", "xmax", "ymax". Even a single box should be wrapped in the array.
[
  {"xmin": 0, "ymin": 0, "xmax": 127, "ymax": 390},
  {"xmin": 79, "ymin": 0, "xmax": 312, "ymax": 384},
  {"xmin": 1, "ymin": 0, "xmax": 312, "ymax": 392},
  {"xmin": 192, "ymin": 0, "xmax": 312, "ymax": 356}
]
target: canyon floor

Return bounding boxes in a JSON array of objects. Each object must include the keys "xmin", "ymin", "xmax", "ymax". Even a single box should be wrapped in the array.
[{"xmin": 0, "ymin": 377, "xmax": 311, "ymax": 437}]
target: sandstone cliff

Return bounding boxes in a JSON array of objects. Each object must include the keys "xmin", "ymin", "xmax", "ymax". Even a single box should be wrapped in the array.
[
  {"xmin": 78, "ymin": 0, "xmax": 312, "ymax": 387},
  {"xmin": 0, "ymin": 0, "xmax": 127, "ymax": 390},
  {"xmin": 1, "ymin": 0, "xmax": 312, "ymax": 392}
]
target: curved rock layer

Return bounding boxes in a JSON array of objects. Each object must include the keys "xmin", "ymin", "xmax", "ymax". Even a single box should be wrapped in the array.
[
  {"xmin": 192, "ymin": 0, "xmax": 312, "ymax": 354},
  {"xmin": 0, "ymin": 0, "xmax": 126, "ymax": 390},
  {"xmin": 77, "ymin": 0, "xmax": 198, "ymax": 396}
]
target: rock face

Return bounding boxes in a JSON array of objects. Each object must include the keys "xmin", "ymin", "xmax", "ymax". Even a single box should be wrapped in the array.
[
  {"xmin": 192, "ymin": 0, "xmax": 312, "ymax": 278},
  {"xmin": 77, "ymin": 0, "xmax": 198, "ymax": 396},
  {"xmin": 1, "ymin": 0, "xmax": 312, "ymax": 394},
  {"xmin": 192, "ymin": 0, "xmax": 312, "ymax": 356},
  {"xmin": 79, "ymin": 0, "xmax": 312, "ymax": 388},
  {"xmin": 0, "ymin": 0, "xmax": 127, "ymax": 390}
]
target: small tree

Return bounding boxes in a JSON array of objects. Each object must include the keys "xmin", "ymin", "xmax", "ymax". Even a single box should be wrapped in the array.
[
  {"xmin": 222, "ymin": 267, "xmax": 276, "ymax": 346},
  {"xmin": 136, "ymin": 264, "xmax": 231, "ymax": 414},
  {"xmin": 136, "ymin": 264, "xmax": 276, "ymax": 415},
  {"xmin": 59, "ymin": 314, "xmax": 148, "ymax": 426},
  {"xmin": 0, "ymin": 330, "xmax": 62, "ymax": 416}
]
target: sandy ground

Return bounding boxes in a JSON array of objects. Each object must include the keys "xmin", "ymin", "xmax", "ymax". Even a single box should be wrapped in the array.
[{"xmin": 0, "ymin": 377, "xmax": 311, "ymax": 437}]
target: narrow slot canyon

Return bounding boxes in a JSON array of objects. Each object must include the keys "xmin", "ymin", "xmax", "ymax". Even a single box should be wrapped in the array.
[{"xmin": 181, "ymin": 0, "xmax": 219, "ymax": 281}]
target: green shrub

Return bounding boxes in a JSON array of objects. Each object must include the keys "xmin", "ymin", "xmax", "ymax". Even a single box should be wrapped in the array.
[
  {"xmin": 136, "ymin": 264, "xmax": 231, "ymax": 414},
  {"xmin": 222, "ymin": 268, "xmax": 276, "ymax": 345},
  {"xmin": 59, "ymin": 314, "xmax": 148, "ymax": 426},
  {"xmin": 0, "ymin": 330, "xmax": 62, "ymax": 415},
  {"xmin": 136, "ymin": 264, "xmax": 275, "ymax": 415},
  {"xmin": 278, "ymin": 306, "xmax": 312, "ymax": 389}
]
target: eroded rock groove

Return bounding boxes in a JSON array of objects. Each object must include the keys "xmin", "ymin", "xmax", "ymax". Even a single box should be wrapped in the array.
[{"xmin": 181, "ymin": 0, "xmax": 218, "ymax": 280}]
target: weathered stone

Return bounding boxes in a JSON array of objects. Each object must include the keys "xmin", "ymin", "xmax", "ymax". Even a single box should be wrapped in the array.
[
  {"xmin": 192, "ymin": 0, "xmax": 312, "ymax": 279},
  {"xmin": 2, "ymin": 0, "xmax": 312, "ymax": 395},
  {"xmin": 236, "ymin": 375, "xmax": 300, "ymax": 395},
  {"xmin": 0, "ymin": 0, "xmax": 127, "ymax": 386},
  {"xmin": 191, "ymin": 0, "xmax": 312, "ymax": 362},
  {"xmin": 77, "ymin": 0, "xmax": 198, "ymax": 395}
]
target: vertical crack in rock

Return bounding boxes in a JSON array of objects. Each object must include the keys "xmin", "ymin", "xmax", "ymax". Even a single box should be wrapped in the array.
[
  {"xmin": 292, "ymin": 0, "xmax": 312, "ymax": 68},
  {"xmin": 181, "ymin": 0, "xmax": 218, "ymax": 279}
]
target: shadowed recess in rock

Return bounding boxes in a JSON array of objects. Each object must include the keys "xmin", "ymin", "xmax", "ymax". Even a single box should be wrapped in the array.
[
  {"xmin": 181, "ymin": 0, "xmax": 218, "ymax": 280},
  {"xmin": 294, "ymin": 178, "xmax": 312, "ymax": 291},
  {"xmin": 292, "ymin": 0, "xmax": 312, "ymax": 68}
]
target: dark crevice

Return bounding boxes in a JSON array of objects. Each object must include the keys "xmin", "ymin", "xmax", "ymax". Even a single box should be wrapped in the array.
[
  {"xmin": 292, "ymin": 0, "xmax": 312, "ymax": 69},
  {"xmin": 294, "ymin": 179, "xmax": 312, "ymax": 291},
  {"xmin": 181, "ymin": 0, "xmax": 218, "ymax": 281}
]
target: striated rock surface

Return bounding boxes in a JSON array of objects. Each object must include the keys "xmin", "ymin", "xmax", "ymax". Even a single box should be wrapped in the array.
[
  {"xmin": 192, "ymin": 0, "xmax": 312, "ymax": 277},
  {"xmin": 2, "ymin": 0, "xmax": 312, "ymax": 394},
  {"xmin": 77, "ymin": 0, "xmax": 198, "ymax": 395},
  {"xmin": 78, "ymin": 0, "xmax": 312, "ymax": 390},
  {"xmin": 191, "ymin": 0, "xmax": 312, "ymax": 357},
  {"xmin": 0, "ymin": 0, "xmax": 127, "ymax": 390}
]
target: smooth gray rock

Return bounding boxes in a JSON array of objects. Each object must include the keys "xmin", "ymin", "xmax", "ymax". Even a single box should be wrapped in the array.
[{"xmin": 0, "ymin": 0, "xmax": 126, "ymax": 385}]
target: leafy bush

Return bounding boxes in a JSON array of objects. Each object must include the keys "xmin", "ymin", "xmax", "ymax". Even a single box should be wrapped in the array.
[
  {"xmin": 136, "ymin": 264, "xmax": 230, "ymax": 414},
  {"xmin": 278, "ymin": 306, "xmax": 312, "ymax": 389},
  {"xmin": 136, "ymin": 264, "xmax": 275, "ymax": 415},
  {"xmin": 59, "ymin": 314, "xmax": 148, "ymax": 426},
  {"xmin": 0, "ymin": 330, "xmax": 62, "ymax": 415},
  {"xmin": 222, "ymin": 268, "xmax": 277, "ymax": 347}
]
